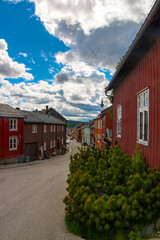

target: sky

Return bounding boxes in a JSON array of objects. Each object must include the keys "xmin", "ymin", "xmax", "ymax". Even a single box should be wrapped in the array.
[{"xmin": 0, "ymin": 0, "xmax": 155, "ymax": 121}]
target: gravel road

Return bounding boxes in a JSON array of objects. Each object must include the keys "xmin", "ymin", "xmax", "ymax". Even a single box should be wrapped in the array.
[{"xmin": 0, "ymin": 140, "xmax": 83, "ymax": 240}]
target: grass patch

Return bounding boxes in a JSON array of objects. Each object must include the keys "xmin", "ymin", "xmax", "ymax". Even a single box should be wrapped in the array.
[{"xmin": 65, "ymin": 215, "xmax": 128, "ymax": 240}]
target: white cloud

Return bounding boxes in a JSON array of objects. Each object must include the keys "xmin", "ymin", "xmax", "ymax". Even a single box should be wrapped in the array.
[
  {"xmin": 32, "ymin": 0, "xmax": 155, "ymax": 72},
  {"xmin": 3, "ymin": 0, "xmax": 155, "ymax": 120},
  {"xmin": 0, "ymin": 39, "xmax": 33, "ymax": 81},
  {"xmin": 33, "ymin": 0, "xmax": 154, "ymax": 35},
  {"xmin": 0, "ymin": 65, "xmax": 109, "ymax": 120},
  {"xmin": 18, "ymin": 52, "xmax": 28, "ymax": 58},
  {"xmin": 41, "ymin": 50, "xmax": 48, "ymax": 61},
  {"xmin": 0, "ymin": 39, "xmax": 8, "ymax": 50}
]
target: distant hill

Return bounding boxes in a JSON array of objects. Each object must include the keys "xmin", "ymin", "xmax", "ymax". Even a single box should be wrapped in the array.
[{"xmin": 67, "ymin": 120, "xmax": 81, "ymax": 129}]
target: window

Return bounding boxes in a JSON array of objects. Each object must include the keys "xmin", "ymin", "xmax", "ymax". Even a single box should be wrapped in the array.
[
  {"xmin": 62, "ymin": 125, "xmax": 64, "ymax": 131},
  {"xmin": 44, "ymin": 125, "xmax": 47, "ymax": 133},
  {"xmin": 32, "ymin": 124, "xmax": 37, "ymax": 133},
  {"xmin": 50, "ymin": 125, "xmax": 53, "ymax": 132},
  {"xmin": 98, "ymin": 134, "xmax": 100, "ymax": 140},
  {"xmin": 102, "ymin": 115, "xmax": 105, "ymax": 128},
  {"xmin": 44, "ymin": 142, "xmax": 46, "ymax": 151},
  {"xmin": 50, "ymin": 140, "xmax": 52, "ymax": 148},
  {"xmin": 137, "ymin": 88, "xmax": 149, "ymax": 145},
  {"xmin": 59, "ymin": 125, "xmax": 61, "ymax": 131},
  {"xmin": 53, "ymin": 125, "xmax": 56, "ymax": 132},
  {"xmin": 9, "ymin": 137, "xmax": 18, "ymax": 151},
  {"xmin": 117, "ymin": 104, "xmax": 122, "ymax": 138},
  {"xmin": 57, "ymin": 125, "xmax": 58, "ymax": 131},
  {"xmin": 98, "ymin": 120, "xmax": 100, "ymax": 129},
  {"xmin": 53, "ymin": 140, "xmax": 55, "ymax": 147},
  {"xmin": 10, "ymin": 119, "xmax": 18, "ymax": 131},
  {"xmin": 62, "ymin": 138, "xmax": 63, "ymax": 144}
]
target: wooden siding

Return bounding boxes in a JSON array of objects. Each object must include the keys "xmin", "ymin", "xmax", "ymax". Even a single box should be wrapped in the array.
[
  {"xmin": 0, "ymin": 117, "xmax": 24, "ymax": 160},
  {"xmin": 24, "ymin": 123, "xmax": 66, "ymax": 159},
  {"xmin": 112, "ymin": 34, "xmax": 160, "ymax": 169}
]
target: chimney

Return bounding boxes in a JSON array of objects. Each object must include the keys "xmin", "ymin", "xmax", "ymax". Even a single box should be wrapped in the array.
[
  {"xmin": 46, "ymin": 105, "xmax": 49, "ymax": 112},
  {"xmin": 16, "ymin": 107, "xmax": 20, "ymax": 110},
  {"xmin": 42, "ymin": 109, "xmax": 46, "ymax": 114}
]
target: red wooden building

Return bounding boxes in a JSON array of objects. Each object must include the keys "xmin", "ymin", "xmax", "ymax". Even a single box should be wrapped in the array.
[
  {"xmin": 105, "ymin": 0, "xmax": 160, "ymax": 169},
  {"xmin": 101, "ymin": 107, "xmax": 112, "ymax": 150},
  {"xmin": 0, "ymin": 104, "xmax": 25, "ymax": 163},
  {"xmin": 94, "ymin": 106, "xmax": 112, "ymax": 150}
]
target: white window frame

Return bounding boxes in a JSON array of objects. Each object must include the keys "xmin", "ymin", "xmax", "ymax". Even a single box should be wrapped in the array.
[
  {"xmin": 98, "ymin": 120, "xmax": 100, "ymax": 129},
  {"xmin": 62, "ymin": 125, "xmax": 64, "ymax": 131},
  {"xmin": 50, "ymin": 125, "xmax": 53, "ymax": 132},
  {"xmin": 44, "ymin": 124, "xmax": 47, "ymax": 133},
  {"xmin": 54, "ymin": 125, "xmax": 56, "ymax": 132},
  {"xmin": 98, "ymin": 134, "xmax": 100, "ymax": 141},
  {"xmin": 32, "ymin": 124, "xmax": 37, "ymax": 133},
  {"xmin": 10, "ymin": 118, "xmax": 18, "ymax": 131},
  {"xmin": 44, "ymin": 142, "xmax": 46, "ymax": 151},
  {"xmin": 117, "ymin": 104, "xmax": 122, "ymax": 138},
  {"xmin": 9, "ymin": 136, "xmax": 18, "ymax": 151},
  {"xmin": 102, "ymin": 115, "xmax": 105, "ymax": 128},
  {"xmin": 50, "ymin": 140, "xmax": 52, "ymax": 148},
  {"xmin": 137, "ymin": 88, "xmax": 149, "ymax": 146},
  {"xmin": 62, "ymin": 138, "xmax": 63, "ymax": 144}
]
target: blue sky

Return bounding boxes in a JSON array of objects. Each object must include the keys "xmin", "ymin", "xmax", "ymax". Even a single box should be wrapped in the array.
[
  {"xmin": 0, "ymin": 1, "xmax": 68, "ymax": 82},
  {"xmin": 0, "ymin": 0, "xmax": 155, "ymax": 121}
]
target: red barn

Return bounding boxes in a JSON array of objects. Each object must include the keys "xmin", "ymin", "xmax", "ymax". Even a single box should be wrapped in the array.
[
  {"xmin": 0, "ymin": 104, "xmax": 25, "ymax": 163},
  {"xmin": 105, "ymin": 0, "xmax": 160, "ymax": 169}
]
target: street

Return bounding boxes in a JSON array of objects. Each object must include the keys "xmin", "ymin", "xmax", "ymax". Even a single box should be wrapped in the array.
[{"xmin": 0, "ymin": 140, "xmax": 83, "ymax": 240}]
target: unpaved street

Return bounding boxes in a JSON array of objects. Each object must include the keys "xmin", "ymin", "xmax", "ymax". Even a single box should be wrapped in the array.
[{"xmin": 0, "ymin": 140, "xmax": 83, "ymax": 240}]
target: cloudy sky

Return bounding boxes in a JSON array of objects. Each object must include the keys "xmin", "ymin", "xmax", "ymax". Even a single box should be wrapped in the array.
[{"xmin": 0, "ymin": 0, "xmax": 155, "ymax": 121}]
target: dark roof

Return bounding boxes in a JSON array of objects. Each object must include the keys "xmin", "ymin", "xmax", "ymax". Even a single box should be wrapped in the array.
[
  {"xmin": 105, "ymin": 0, "xmax": 160, "ymax": 92},
  {"xmin": 0, "ymin": 104, "xmax": 25, "ymax": 118},
  {"xmin": 47, "ymin": 107, "xmax": 67, "ymax": 123},
  {"xmin": 21, "ymin": 110, "xmax": 66, "ymax": 125},
  {"xmin": 21, "ymin": 111, "xmax": 43, "ymax": 123},
  {"xmin": 36, "ymin": 113, "xmax": 66, "ymax": 125}
]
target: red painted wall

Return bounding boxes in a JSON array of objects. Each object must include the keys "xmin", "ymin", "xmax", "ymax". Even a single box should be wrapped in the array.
[
  {"xmin": 112, "ymin": 35, "xmax": 160, "ymax": 169},
  {"xmin": 102, "ymin": 107, "xmax": 112, "ymax": 150},
  {"xmin": 0, "ymin": 117, "xmax": 24, "ymax": 160}
]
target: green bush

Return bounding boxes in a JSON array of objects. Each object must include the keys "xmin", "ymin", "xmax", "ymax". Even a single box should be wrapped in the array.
[{"xmin": 63, "ymin": 144, "xmax": 160, "ymax": 237}]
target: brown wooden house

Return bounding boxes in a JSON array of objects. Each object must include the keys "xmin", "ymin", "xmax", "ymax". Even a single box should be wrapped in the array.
[{"xmin": 22, "ymin": 110, "xmax": 66, "ymax": 161}]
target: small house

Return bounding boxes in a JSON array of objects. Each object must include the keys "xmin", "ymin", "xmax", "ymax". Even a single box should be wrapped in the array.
[{"xmin": 0, "ymin": 104, "xmax": 25, "ymax": 163}]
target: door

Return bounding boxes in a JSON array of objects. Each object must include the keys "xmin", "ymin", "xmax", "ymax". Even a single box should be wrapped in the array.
[
  {"xmin": 57, "ymin": 139, "xmax": 60, "ymax": 150},
  {"xmin": 25, "ymin": 142, "xmax": 37, "ymax": 161}
]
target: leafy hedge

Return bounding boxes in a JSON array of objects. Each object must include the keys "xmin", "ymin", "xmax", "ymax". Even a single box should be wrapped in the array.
[{"xmin": 64, "ymin": 144, "xmax": 160, "ymax": 235}]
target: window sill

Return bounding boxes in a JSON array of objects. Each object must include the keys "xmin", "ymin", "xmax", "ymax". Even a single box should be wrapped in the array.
[
  {"xmin": 117, "ymin": 135, "xmax": 122, "ymax": 139},
  {"xmin": 137, "ymin": 141, "xmax": 149, "ymax": 147}
]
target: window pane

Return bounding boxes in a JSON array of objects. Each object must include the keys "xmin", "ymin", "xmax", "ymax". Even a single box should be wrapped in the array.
[
  {"xmin": 10, "ymin": 139, "xmax": 12, "ymax": 149},
  {"xmin": 140, "ymin": 112, "xmax": 143, "ymax": 140},
  {"xmin": 144, "ymin": 111, "xmax": 148, "ymax": 141},
  {"xmin": 10, "ymin": 120, "xmax": 13, "ymax": 129}
]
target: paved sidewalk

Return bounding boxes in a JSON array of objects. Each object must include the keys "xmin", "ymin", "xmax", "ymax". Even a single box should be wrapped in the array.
[{"xmin": 0, "ymin": 145, "xmax": 72, "ymax": 170}]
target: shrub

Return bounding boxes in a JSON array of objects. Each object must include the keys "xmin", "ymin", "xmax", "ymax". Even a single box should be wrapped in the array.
[{"xmin": 63, "ymin": 144, "xmax": 160, "ymax": 237}]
